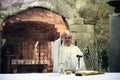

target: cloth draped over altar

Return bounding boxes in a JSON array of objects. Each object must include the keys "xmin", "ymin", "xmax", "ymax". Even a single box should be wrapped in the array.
[{"xmin": 0, "ymin": 73, "xmax": 120, "ymax": 80}]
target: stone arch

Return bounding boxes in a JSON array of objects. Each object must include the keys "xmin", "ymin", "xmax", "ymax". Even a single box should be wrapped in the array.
[{"xmin": 1, "ymin": 7, "xmax": 67, "ymax": 72}]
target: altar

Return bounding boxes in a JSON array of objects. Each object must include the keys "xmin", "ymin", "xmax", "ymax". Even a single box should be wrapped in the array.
[{"xmin": 0, "ymin": 72, "xmax": 120, "ymax": 80}]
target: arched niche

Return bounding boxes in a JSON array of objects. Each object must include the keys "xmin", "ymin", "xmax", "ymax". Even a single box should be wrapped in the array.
[{"xmin": 1, "ymin": 7, "xmax": 67, "ymax": 72}]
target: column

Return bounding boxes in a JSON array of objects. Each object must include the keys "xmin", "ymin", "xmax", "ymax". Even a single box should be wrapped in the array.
[{"xmin": 109, "ymin": 13, "xmax": 120, "ymax": 72}]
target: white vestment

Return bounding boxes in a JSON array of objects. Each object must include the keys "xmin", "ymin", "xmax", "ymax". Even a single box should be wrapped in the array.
[{"xmin": 51, "ymin": 38, "xmax": 86, "ymax": 73}]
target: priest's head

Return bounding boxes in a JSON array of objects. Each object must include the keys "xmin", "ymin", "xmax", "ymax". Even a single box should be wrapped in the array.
[{"xmin": 60, "ymin": 30, "xmax": 72, "ymax": 46}]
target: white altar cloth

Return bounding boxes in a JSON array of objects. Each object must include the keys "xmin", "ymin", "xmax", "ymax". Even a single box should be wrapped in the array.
[{"xmin": 0, "ymin": 73, "xmax": 120, "ymax": 80}]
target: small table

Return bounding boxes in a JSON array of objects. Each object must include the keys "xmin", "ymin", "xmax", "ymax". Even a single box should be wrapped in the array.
[{"xmin": 12, "ymin": 64, "xmax": 47, "ymax": 73}]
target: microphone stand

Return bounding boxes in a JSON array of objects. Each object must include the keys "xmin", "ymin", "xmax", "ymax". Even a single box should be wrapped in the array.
[{"xmin": 75, "ymin": 55, "xmax": 82, "ymax": 76}]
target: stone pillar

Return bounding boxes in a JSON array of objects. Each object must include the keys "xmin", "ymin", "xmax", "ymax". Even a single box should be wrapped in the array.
[{"xmin": 109, "ymin": 13, "xmax": 120, "ymax": 72}]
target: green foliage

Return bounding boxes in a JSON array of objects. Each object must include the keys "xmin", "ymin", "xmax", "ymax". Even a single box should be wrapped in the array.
[{"xmin": 77, "ymin": 1, "xmax": 114, "ymax": 71}]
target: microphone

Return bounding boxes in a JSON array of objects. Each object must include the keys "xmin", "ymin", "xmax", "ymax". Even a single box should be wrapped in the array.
[
  {"xmin": 76, "ymin": 55, "xmax": 82, "ymax": 58},
  {"xmin": 75, "ymin": 55, "xmax": 82, "ymax": 76}
]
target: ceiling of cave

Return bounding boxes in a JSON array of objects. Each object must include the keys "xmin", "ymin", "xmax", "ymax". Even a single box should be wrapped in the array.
[{"xmin": 0, "ymin": 0, "xmax": 89, "ymax": 22}]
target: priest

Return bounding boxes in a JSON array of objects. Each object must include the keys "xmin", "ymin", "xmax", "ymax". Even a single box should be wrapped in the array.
[{"xmin": 51, "ymin": 30, "xmax": 86, "ymax": 73}]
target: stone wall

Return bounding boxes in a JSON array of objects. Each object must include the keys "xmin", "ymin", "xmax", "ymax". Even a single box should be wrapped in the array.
[
  {"xmin": 68, "ymin": 18, "xmax": 94, "ymax": 47},
  {"xmin": 0, "ymin": 0, "xmax": 88, "ymax": 26},
  {"xmin": 0, "ymin": 0, "xmax": 94, "ymax": 47}
]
